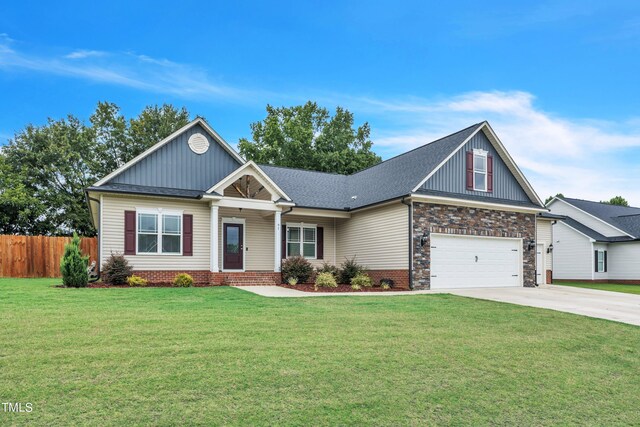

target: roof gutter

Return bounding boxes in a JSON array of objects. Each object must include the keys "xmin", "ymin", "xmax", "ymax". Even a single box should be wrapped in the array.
[{"xmin": 401, "ymin": 196, "xmax": 414, "ymax": 290}]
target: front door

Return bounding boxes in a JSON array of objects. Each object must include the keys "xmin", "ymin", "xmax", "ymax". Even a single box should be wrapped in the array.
[{"xmin": 223, "ymin": 223, "xmax": 244, "ymax": 270}]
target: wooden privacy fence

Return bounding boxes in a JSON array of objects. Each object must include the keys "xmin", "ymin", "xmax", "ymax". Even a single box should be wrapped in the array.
[{"xmin": 0, "ymin": 235, "xmax": 98, "ymax": 278}]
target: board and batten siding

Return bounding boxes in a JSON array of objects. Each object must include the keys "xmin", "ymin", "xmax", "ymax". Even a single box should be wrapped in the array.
[
  {"xmin": 336, "ymin": 202, "xmax": 409, "ymax": 270},
  {"xmin": 101, "ymin": 195, "xmax": 210, "ymax": 270},
  {"xmin": 552, "ymin": 221, "xmax": 593, "ymax": 280},
  {"xmin": 110, "ymin": 123, "xmax": 241, "ymax": 191},
  {"xmin": 536, "ymin": 220, "xmax": 553, "ymax": 271},
  {"xmin": 548, "ymin": 199, "xmax": 625, "ymax": 238},
  {"xmin": 422, "ymin": 131, "xmax": 529, "ymax": 202},
  {"xmin": 608, "ymin": 242, "xmax": 640, "ymax": 280}
]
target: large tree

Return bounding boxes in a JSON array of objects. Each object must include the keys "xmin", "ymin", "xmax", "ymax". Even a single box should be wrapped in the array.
[
  {"xmin": 601, "ymin": 196, "xmax": 629, "ymax": 207},
  {"xmin": 238, "ymin": 102, "xmax": 381, "ymax": 175},
  {"xmin": 0, "ymin": 102, "xmax": 191, "ymax": 236}
]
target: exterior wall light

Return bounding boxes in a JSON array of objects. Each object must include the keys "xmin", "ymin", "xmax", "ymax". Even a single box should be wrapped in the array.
[
  {"xmin": 420, "ymin": 232, "xmax": 428, "ymax": 247},
  {"xmin": 527, "ymin": 239, "xmax": 536, "ymax": 251},
  {"xmin": 547, "ymin": 244, "xmax": 554, "ymax": 254}
]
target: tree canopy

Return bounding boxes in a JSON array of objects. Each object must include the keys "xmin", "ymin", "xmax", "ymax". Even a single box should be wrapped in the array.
[
  {"xmin": 0, "ymin": 102, "xmax": 191, "ymax": 236},
  {"xmin": 238, "ymin": 102, "xmax": 381, "ymax": 175},
  {"xmin": 601, "ymin": 196, "xmax": 629, "ymax": 207},
  {"xmin": 544, "ymin": 193, "xmax": 564, "ymax": 205}
]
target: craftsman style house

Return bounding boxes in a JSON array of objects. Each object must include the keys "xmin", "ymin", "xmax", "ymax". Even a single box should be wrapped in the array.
[{"xmin": 86, "ymin": 118, "xmax": 550, "ymax": 289}]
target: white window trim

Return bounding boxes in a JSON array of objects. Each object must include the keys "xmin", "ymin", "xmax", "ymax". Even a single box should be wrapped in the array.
[
  {"xmin": 135, "ymin": 208, "xmax": 183, "ymax": 256},
  {"xmin": 221, "ymin": 217, "xmax": 246, "ymax": 272},
  {"xmin": 473, "ymin": 149, "xmax": 488, "ymax": 192},
  {"xmin": 596, "ymin": 249, "xmax": 606, "ymax": 273},
  {"xmin": 285, "ymin": 222, "xmax": 317, "ymax": 259}
]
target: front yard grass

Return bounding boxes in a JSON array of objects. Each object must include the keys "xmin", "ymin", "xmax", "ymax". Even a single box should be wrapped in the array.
[
  {"xmin": 1, "ymin": 278, "xmax": 639, "ymax": 425},
  {"xmin": 554, "ymin": 281, "xmax": 640, "ymax": 295}
]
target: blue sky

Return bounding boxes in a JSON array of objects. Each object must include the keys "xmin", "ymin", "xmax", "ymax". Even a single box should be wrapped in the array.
[{"xmin": 1, "ymin": 1, "xmax": 640, "ymax": 203}]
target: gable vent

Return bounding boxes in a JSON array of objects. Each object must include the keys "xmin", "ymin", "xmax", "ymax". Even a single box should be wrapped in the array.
[{"xmin": 188, "ymin": 133, "xmax": 210, "ymax": 154}]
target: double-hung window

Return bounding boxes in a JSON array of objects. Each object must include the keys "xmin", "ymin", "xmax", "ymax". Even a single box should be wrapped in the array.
[
  {"xmin": 596, "ymin": 250, "xmax": 607, "ymax": 273},
  {"xmin": 286, "ymin": 223, "xmax": 316, "ymax": 258},
  {"xmin": 137, "ymin": 210, "xmax": 182, "ymax": 254},
  {"xmin": 473, "ymin": 149, "xmax": 488, "ymax": 192}
]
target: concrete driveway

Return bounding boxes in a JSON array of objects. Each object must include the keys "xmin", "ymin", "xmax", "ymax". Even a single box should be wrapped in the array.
[{"xmin": 447, "ymin": 285, "xmax": 640, "ymax": 326}]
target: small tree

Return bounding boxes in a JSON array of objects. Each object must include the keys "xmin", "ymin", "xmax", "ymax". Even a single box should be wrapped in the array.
[
  {"xmin": 60, "ymin": 233, "xmax": 89, "ymax": 287},
  {"xmin": 602, "ymin": 196, "xmax": 629, "ymax": 207},
  {"xmin": 101, "ymin": 253, "xmax": 133, "ymax": 285}
]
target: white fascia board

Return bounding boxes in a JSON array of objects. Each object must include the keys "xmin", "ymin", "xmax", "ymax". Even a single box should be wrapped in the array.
[
  {"xmin": 549, "ymin": 197, "xmax": 634, "ymax": 238},
  {"xmin": 206, "ymin": 161, "xmax": 292, "ymax": 201},
  {"xmin": 93, "ymin": 118, "xmax": 244, "ymax": 187},
  {"xmin": 412, "ymin": 122, "xmax": 544, "ymax": 207},
  {"xmin": 410, "ymin": 193, "xmax": 548, "ymax": 214},
  {"xmin": 286, "ymin": 207, "xmax": 351, "ymax": 218}
]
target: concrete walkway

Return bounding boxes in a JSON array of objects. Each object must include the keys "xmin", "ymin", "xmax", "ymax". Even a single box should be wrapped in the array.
[{"xmin": 236, "ymin": 285, "xmax": 640, "ymax": 326}]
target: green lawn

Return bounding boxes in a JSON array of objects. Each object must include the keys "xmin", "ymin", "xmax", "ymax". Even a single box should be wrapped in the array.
[
  {"xmin": 555, "ymin": 281, "xmax": 640, "ymax": 295},
  {"xmin": 1, "ymin": 279, "xmax": 639, "ymax": 426}
]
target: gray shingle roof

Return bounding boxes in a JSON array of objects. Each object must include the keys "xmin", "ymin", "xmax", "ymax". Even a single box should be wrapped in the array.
[
  {"xmin": 562, "ymin": 197, "xmax": 640, "ymax": 238},
  {"xmin": 87, "ymin": 183, "xmax": 206, "ymax": 199},
  {"xmin": 261, "ymin": 122, "xmax": 485, "ymax": 210},
  {"xmin": 562, "ymin": 217, "xmax": 633, "ymax": 242}
]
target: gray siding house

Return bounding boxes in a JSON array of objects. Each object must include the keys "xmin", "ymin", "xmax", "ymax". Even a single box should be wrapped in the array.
[{"xmin": 87, "ymin": 118, "xmax": 549, "ymax": 289}]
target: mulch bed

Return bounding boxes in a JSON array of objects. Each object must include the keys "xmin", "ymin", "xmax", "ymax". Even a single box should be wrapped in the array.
[
  {"xmin": 278, "ymin": 283, "xmax": 409, "ymax": 293},
  {"xmin": 55, "ymin": 283, "xmax": 213, "ymax": 288}
]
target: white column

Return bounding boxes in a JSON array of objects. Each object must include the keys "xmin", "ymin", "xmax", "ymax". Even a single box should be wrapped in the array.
[
  {"xmin": 210, "ymin": 204, "xmax": 219, "ymax": 272},
  {"xmin": 274, "ymin": 210, "xmax": 282, "ymax": 272}
]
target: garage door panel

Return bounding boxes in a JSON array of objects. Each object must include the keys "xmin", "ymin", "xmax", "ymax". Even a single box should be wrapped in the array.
[{"xmin": 430, "ymin": 234, "xmax": 522, "ymax": 289}]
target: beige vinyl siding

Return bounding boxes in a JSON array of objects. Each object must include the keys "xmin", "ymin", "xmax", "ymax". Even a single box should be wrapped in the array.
[
  {"xmin": 552, "ymin": 221, "xmax": 593, "ymax": 280},
  {"xmin": 218, "ymin": 208, "xmax": 274, "ymax": 271},
  {"xmin": 283, "ymin": 215, "xmax": 336, "ymax": 268},
  {"xmin": 536, "ymin": 219, "xmax": 553, "ymax": 271},
  {"xmin": 101, "ymin": 194, "xmax": 210, "ymax": 270},
  {"xmin": 548, "ymin": 199, "xmax": 626, "ymax": 237},
  {"xmin": 336, "ymin": 202, "xmax": 409, "ymax": 270}
]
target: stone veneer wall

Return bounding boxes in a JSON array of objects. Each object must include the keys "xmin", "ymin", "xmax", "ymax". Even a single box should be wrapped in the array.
[{"xmin": 412, "ymin": 202, "xmax": 536, "ymax": 290}]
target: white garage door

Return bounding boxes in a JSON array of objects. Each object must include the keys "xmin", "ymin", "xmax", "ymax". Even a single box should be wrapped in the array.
[{"xmin": 430, "ymin": 234, "xmax": 522, "ymax": 289}]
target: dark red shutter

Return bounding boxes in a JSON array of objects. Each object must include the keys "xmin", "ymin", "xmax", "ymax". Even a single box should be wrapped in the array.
[
  {"xmin": 604, "ymin": 251, "xmax": 608, "ymax": 272},
  {"xmin": 281, "ymin": 225, "xmax": 287, "ymax": 259},
  {"xmin": 487, "ymin": 155, "xmax": 494, "ymax": 193},
  {"xmin": 183, "ymin": 214, "xmax": 193, "ymax": 256},
  {"xmin": 466, "ymin": 151, "xmax": 473, "ymax": 190},
  {"xmin": 317, "ymin": 227, "xmax": 324, "ymax": 260},
  {"xmin": 124, "ymin": 211, "xmax": 136, "ymax": 255}
]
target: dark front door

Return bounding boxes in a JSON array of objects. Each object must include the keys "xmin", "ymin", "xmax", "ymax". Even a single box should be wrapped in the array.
[{"xmin": 223, "ymin": 223, "xmax": 244, "ymax": 270}]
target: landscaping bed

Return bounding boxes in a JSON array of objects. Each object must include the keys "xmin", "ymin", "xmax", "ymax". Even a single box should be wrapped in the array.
[{"xmin": 279, "ymin": 283, "xmax": 408, "ymax": 292}]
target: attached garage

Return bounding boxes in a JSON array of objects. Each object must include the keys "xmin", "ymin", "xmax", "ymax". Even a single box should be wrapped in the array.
[{"xmin": 430, "ymin": 234, "xmax": 523, "ymax": 289}]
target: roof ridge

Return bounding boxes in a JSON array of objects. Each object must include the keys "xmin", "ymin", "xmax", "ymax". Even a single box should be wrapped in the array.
[
  {"xmin": 258, "ymin": 163, "xmax": 347, "ymax": 177},
  {"xmin": 563, "ymin": 196, "xmax": 640, "ymax": 210},
  {"xmin": 349, "ymin": 121, "xmax": 485, "ymax": 177},
  {"xmin": 615, "ymin": 213, "xmax": 640, "ymax": 218}
]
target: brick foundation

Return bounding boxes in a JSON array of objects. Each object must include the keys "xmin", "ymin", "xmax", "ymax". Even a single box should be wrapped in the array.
[
  {"xmin": 211, "ymin": 271, "xmax": 281, "ymax": 286},
  {"xmin": 133, "ymin": 270, "xmax": 212, "ymax": 285},
  {"xmin": 366, "ymin": 269, "xmax": 410, "ymax": 289},
  {"xmin": 412, "ymin": 202, "xmax": 536, "ymax": 290}
]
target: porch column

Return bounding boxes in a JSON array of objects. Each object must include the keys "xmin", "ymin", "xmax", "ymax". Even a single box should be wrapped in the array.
[
  {"xmin": 210, "ymin": 204, "xmax": 219, "ymax": 272},
  {"xmin": 274, "ymin": 210, "xmax": 282, "ymax": 272}
]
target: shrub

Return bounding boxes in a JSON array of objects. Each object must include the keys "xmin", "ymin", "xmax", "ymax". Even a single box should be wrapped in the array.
[
  {"xmin": 351, "ymin": 284, "xmax": 362, "ymax": 291},
  {"xmin": 379, "ymin": 278, "xmax": 394, "ymax": 288},
  {"xmin": 60, "ymin": 233, "xmax": 89, "ymax": 288},
  {"xmin": 173, "ymin": 273, "xmax": 193, "ymax": 287},
  {"xmin": 101, "ymin": 253, "xmax": 133, "ymax": 285},
  {"xmin": 287, "ymin": 277, "xmax": 298, "ymax": 286},
  {"xmin": 350, "ymin": 273, "xmax": 372, "ymax": 288},
  {"xmin": 281, "ymin": 256, "xmax": 313, "ymax": 284},
  {"xmin": 127, "ymin": 275, "xmax": 148, "ymax": 287},
  {"xmin": 339, "ymin": 256, "xmax": 365, "ymax": 284},
  {"xmin": 316, "ymin": 262, "xmax": 339, "ymax": 280},
  {"xmin": 315, "ymin": 272, "xmax": 338, "ymax": 290}
]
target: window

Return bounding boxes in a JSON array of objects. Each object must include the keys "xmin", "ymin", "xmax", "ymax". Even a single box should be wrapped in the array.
[
  {"xmin": 596, "ymin": 250, "xmax": 606, "ymax": 273},
  {"xmin": 473, "ymin": 150, "xmax": 487, "ymax": 191},
  {"xmin": 286, "ymin": 223, "xmax": 316, "ymax": 258},
  {"xmin": 137, "ymin": 210, "xmax": 182, "ymax": 254}
]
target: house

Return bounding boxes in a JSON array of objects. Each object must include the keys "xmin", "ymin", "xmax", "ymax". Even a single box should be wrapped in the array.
[
  {"xmin": 547, "ymin": 197, "xmax": 640, "ymax": 283},
  {"xmin": 86, "ymin": 118, "xmax": 550, "ymax": 289}
]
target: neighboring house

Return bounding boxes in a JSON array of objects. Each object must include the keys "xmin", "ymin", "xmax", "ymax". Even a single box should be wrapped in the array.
[
  {"xmin": 86, "ymin": 118, "xmax": 549, "ymax": 290},
  {"xmin": 548, "ymin": 197, "xmax": 640, "ymax": 283}
]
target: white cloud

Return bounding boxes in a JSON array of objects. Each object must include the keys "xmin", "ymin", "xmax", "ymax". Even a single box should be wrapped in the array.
[{"xmin": 64, "ymin": 49, "xmax": 107, "ymax": 59}]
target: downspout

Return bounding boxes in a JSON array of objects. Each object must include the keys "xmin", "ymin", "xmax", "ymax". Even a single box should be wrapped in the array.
[
  {"xmin": 86, "ymin": 195, "xmax": 101, "ymax": 283},
  {"xmin": 401, "ymin": 197, "xmax": 414, "ymax": 290}
]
